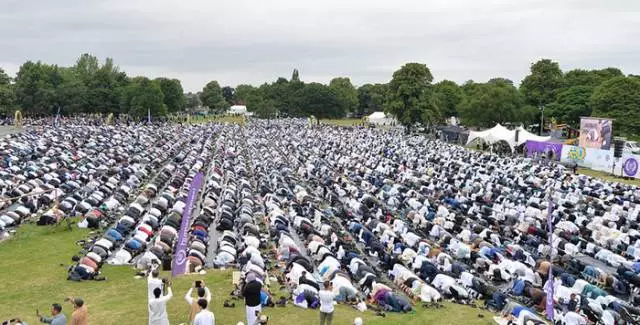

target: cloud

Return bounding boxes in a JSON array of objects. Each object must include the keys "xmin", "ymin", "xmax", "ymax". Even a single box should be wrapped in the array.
[{"xmin": 0, "ymin": 0, "xmax": 639, "ymax": 91}]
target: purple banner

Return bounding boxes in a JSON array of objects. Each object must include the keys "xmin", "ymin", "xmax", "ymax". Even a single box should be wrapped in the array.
[
  {"xmin": 526, "ymin": 140, "xmax": 563, "ymax": 161},
  {"xmin": 544, "ymin": 200, "xmax": 555, "ymax": 321},
  {"xmin": 172, "ymin": 172, "xmax": 204, "ymax": 277}
]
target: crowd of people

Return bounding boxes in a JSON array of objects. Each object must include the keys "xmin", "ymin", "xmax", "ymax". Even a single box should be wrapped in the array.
[{"xmin": 3, "ymin": 116, "xmax": 640, "ymax": 325}]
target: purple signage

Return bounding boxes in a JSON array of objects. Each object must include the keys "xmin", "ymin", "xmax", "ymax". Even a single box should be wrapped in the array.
[
  {"xmin": 172, "ymin": 172, "xmax": 204, "ymax": 277},
  {"xmin": 623, "ymin": 157, "xmax": 639, "ymax": 177},
  {"xmin": 526, "ymin": 140, "xmax": 563, "ymax": 161},
  {"xmin": 544, "ymin": 200, "xmax": 555, "ymax": 321}
]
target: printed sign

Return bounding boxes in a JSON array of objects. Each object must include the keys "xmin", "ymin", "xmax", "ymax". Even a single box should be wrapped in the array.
[
  {"xmin": 623, "ymin": 157, "xmax": 639, "ymax": 177},
  {"xmin": 172, "ymin": 172, "xmax": 204, "ymax": 277},
  {"xmin": 579, "ymin": 117, "xmax": 613, "ymax": 150}
]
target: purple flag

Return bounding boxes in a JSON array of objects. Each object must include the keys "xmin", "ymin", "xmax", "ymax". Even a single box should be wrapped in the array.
[
  {"xmin": 544, "ymin": 199, "xmax": 555, "ymax": 321},
  {"xmin": 172, "ymin": 172, "xmax": 204, "ymax": 277}
]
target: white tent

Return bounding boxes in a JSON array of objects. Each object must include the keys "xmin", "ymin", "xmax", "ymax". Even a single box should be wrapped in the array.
[
  {"xmin": 514, "ymin": 126, "xmax": 551, "ymax": 146},
  {"xmin": 228, "ymin": 105, "xmax": 248, "ymax": 115},
  {"xmin": 366, "ymin": 112, "xmax": 397, "ymax": 125},
  {"xmin": 466, "ymin": 124, "xmax": 551, "ymax": 151}
]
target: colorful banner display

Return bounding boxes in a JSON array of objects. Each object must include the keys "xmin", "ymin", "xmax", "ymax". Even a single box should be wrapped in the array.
[
  {"xmin": 525, "ymin": 140, "xmax": 563, "ymax": 161},
  {"xmin": 560, "ymin": 145, "xmax": 614, "ymax": 173},
  {"xmin": 612, "ymin": 154, "xmax": 640, "ymax": 179},
  {"xmin": 579, "ymin": 117, "xmax": 613, "ymax": 150},
  {"xmin": 172, "ymin": 172, "xmax": 204, "ymax": 277}
]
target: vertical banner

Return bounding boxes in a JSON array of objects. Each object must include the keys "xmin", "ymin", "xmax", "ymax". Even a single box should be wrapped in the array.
[
  {"xmin": 148, "ymin": 108, "xmax": 151, "ymax": 124},
  {"xmin": 172, "ymin": 172, "xmax": 204, "ymax": 277},
  {"xmin": 544, "ymin": 199, "xmax": 555, "ymax": 321},
  {"xmin": 579, "ymin": 117, "xmax": 613, "ymax": 150}
]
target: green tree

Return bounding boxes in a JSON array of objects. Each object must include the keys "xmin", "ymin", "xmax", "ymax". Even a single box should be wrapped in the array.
[
  {"xmin": 386, "ymin": 63, "xmax": 440, "ymax": 128},
  {"xmin": 14, "ymin": 61, "xmax": 58, "ymax": 115},
  {"xmin": 200, "ymin": 81, "xmax": 228, "ymax": 113},
  {"xmin": 459, "ymin": 79, "xmax": 523, "ymax": 127},
  {"xmin": 433, "ymin": 80, "xmax": 464, "ymax": 118},
  {"xmin": 545, "ymin": 86, "xmax": 593, "ymax": 127},
  {"xmin": 520, "ymin": 59, "xmax": 564, "ymax": 107},
  {"xmin": 564, "ymin": 68, "xmax": 624, "ymax": 88},
  {"xmin": 0, "ymin": 68, "xmax": 15, "ymax": 113},
  {"xmin": 53, "ymin": 67, "xmax": 88, "ymax": 115},
  {"xmin": 291, "ymin": 69, "xmax": 300, "ymax": 83},
  {"xmin": 233, "ymin": 84, "xmax": 256, "ymax": 105},
  {"xmin": 292, "ymin": 83, "xmax": 342, "ymax": 122},
  {"xmin": 329, "ymin": 77, "xmax": 358, "ymax": 114},
  {"xmin": 155, "ymin": 78, "xmax": 185, "ymax": 112},
  {"xmin": 221, "ymin": 86, "xmax": 234, "ymax": 104},
  {"xmin": 357, "ymin": 83, "xmax": 387, "ymax": 116},
  {"xmin": 590, "ymin": 76, "xmax": 640, "ymax": 136},
  {"xmin": 121, "ymin": 77, "xmax": 166, "ymax": 118},
  {"xmin": 185, "ymin": 92, "xmax": 201, "ymax": 112}
]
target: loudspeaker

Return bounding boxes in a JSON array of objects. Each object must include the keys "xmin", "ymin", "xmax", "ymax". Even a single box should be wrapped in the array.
[
  {"xmin": 614, "ymin": 139, "xmax": 624, "ymax": 158},
  {"xmin": 515, "ymin": 129, "xmax": 520, "ymax": 143}
]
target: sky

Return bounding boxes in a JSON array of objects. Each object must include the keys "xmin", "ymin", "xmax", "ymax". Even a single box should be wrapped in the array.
[{"xmin": 0, "ymin": 0, "xmax": 639, "ymax": 92}]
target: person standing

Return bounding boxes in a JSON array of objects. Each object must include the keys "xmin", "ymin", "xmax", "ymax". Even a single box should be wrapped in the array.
[
  {"xmin": 65, "ymin": 297, "xmax": 88, "ymax": 325},
  {"xmin": 38, "ymin": 303, "xmax": 67, "ymax": 325},
  {"xmin": 148, "ymin": 268, "xmax": 163, "ymax": 302},
  {"xmin": 319, "ymin": 281, "xmax": 336, "ymax": 325},
  {"xmin": 149, "ymin": 285, "xmax": 173, "ymax": 325},
  {"xmin": 193, "ymin": 299, "xmax": 215, "ymax": 325},
  {"xmin": 242, "ymin": 274, "xmax": 263, "ymax": 325},
  {"xmin": 185, "ymin": 281, "xmax": 212, "ymax": 323}
]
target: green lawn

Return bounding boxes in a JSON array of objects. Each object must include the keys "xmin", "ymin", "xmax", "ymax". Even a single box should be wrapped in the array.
[
  {"xmin": 0, "ymin": 224, "xmax": 494, "ymax": 325},
  {"xmin": 577, "ymin": 167, "xmax": 640, "ymax": 186},
  {"xmin": 320, "ymin": 118, "xmax": 364, "ymax": 127}
]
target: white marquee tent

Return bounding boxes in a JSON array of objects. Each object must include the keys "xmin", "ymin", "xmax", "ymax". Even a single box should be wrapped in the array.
[
  {"xmin": 366, "ymin": 112, "xmax": 397, "ymax": 125},
  {"xmin": 466, "ymin": 123, "xmax": 551, "ymax": 151},
  {"xmin": 228, "ymin": 105, "xmax": 248, "ymax": 115}
]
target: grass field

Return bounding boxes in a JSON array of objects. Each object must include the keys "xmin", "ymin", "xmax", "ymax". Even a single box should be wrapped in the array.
[
  {"xmin": 0, "ymin": 223, "xmax": 493, "ymax": 325},
  {"xmin": 320, "ymin": 119, "xmax": 364, "ymax": 127},
  {"xmin": 577, "ymin": 167, "xmax": 640, "ymax": 186},
  {"xmin": 189, "ymin": 115, "xmax": 246, "ymax": 125}
]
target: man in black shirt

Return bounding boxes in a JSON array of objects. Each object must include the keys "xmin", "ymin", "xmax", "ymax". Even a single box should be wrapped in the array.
[{"xmin": 242, "ymin": 273, "xmax": 263, "ymax": 325}]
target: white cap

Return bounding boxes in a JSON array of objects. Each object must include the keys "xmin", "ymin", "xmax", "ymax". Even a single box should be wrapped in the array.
[
  {"xmin": 354, "ymin": 317, "xmax": 363, "ymax": 325},
  {"xmin": 236, "ymin": 323, "xmax": 245, "ymax": 325}
]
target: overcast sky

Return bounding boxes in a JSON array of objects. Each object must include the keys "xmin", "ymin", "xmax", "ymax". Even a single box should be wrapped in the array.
[{"xmin": 1, "ymin": 0, "xmax": 639, "ymax": 92}]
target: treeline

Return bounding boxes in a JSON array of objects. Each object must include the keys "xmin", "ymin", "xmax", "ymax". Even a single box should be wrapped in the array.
[
  {"xmin": 1, "ymin": 55, "xmax": 639, "ymax": 136},
  {"xmin": 0, "ymin": 54, "xmax": 185, "ymax": 117}
]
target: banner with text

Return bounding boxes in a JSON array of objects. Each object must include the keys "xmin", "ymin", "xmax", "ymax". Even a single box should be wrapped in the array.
[
  {"xmin": 172, "ymin": 172, "xmax": 204, "ymax": 277},
  {"xmin": 560, "ymin": 145, "xmax": 614, "ymax": 173},
  {"xmin": 614, "ymin": 154, "xmax": 640, "ymax": 179}
]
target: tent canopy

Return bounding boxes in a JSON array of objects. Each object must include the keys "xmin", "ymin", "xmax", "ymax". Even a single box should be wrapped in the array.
[
  {"xmin": 466, "ymin": 124, "xmax": 551, "ymax": 151},
  {"xmin": 228, "ymin": 105, "xmax": 248, "ymax": 115},
  {"xmin": 366, "ymin": 112, "xmax": 397, "ymax": 125}
]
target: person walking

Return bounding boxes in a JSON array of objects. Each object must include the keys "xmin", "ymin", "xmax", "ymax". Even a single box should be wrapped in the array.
[
  {"xmin": 319, "ymin": 281, "xmax": 336, "ymax": 325},
  {"xmin": 193, "ymin": 299, "xmax": 215, "ymax": 325},
  {"xmin": 149, "ymin": 285, "xmax": 173, "ymax": 325},
  {"xmin": 242, "ymin": 274, "xmax": 263, "ymax": 325},
  {"xmin": 38, "ymin": 303, "xmax": 67, "ymax": 325}
]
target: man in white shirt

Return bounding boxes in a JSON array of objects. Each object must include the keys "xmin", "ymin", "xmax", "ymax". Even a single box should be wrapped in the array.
[
  {"xmin": 193, "ymin": 299, "xmax": 215, "ymax": 325},
  {"xmin": 149, "ymin": 286, "xmax": 172, "ymax": 325},
  {"xmin": 147, "ymin": 269, "xmax": 163, "ymax": 302}
]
